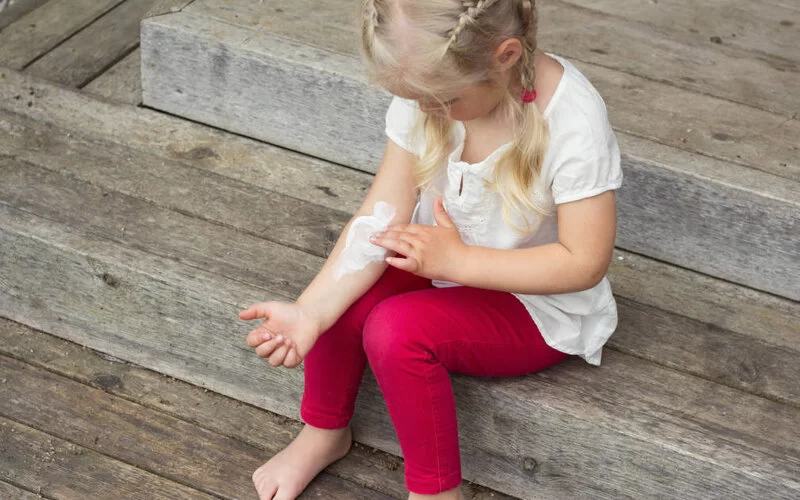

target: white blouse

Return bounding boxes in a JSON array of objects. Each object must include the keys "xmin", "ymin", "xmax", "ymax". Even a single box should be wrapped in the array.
[{"xmin": 384, "ymin": 54, "xmax": 623, "ymax": 365}]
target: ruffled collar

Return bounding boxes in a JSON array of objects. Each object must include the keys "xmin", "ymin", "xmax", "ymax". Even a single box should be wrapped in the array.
[{"xmin": 447, "ymin": 122, "xmax": 513, "ymax": 172}]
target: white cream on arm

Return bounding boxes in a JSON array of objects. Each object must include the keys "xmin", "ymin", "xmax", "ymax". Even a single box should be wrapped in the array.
[{"xmin": 332, "ymin": 201, "xmax": 397, "ymax": 281}]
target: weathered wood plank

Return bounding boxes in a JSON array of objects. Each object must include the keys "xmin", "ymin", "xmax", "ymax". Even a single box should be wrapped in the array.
[
  {"xmin": 136, "ymin": 17, "xmax": 800, "ymax": 299},
  {"xmin": 1, "ymin": 205, "xmax": 798, "ymax": 498},
  {"xmin": 0, "ymin": 70, "xmax": 371, "ymax": 216},
  {"xmin": 183, "ymin": 0, "xmax": 800, "ymax": 118},
  {"xmin": 613, "ymin": 147, "xmax": 799, "ymax": 303},
  {"xmin": 0, "ymin": 0, "xmax": 124, "ymax": 70},
  {"xmin": 0, "ymin": 76, "xmax": 797, "ymax": 388},
  {"xmin": 605, "ymin": 251, "xmax": 799, "ymax": 353},
  {"xmin": 557, "ymin": 0, "xmax": 800, "ymax": 65},
  {"xmin": 0, "ymin": 0, "xmax": 51, "ymax": 31},
  {"xmin": 537, "ymin": 1, "xmax": 800, "ymax": 118},
  {"xmin": 0, "ymin": 480, "xmax": 42, "ymax": 500},
  {"xmin": 0, "ymin": 355, "xmax": 394, "ymax": 500},
  {"xmin": 0, "ymin": 415, "xmax": 215, "ymax": 499},
  {"xmin": 578, "ymin": 61, "xmax": 800, "ymax": 182},
  {"xmin": 25, "ymin": 0, "xmax": 191, "ymax": 87},
  {"xmin": 0, "ymin": 318, "xmax": 515, "ymax": 500},
  {"xmin": 0, "ymin": 157, "xmax": 327, "ymax": 299},
  {"xmin": 2, "ymin": 133, "xmax": 799, "ymax": 404},
  {"xmin": 83, "ymin": 47, "xmax": 142, "ymax": 105},
  {"xmin": 616, "ymin": 297, "xmax": 799, "ymax": 406}
]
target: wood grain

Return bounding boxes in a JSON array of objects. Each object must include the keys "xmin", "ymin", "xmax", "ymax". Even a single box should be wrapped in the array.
[
  {"xmin": 0, "ymin": 0, "xmax": 51, "ymax": 31},
  {"xmin": 0, "ymin": 417, "xmax": 215, "ymax": 499},
  {"xmin": 556, "ymin": 0, "xmax": 800, "ymax": 64},
  {"xmin": 537, "ymin": 1, "xmax": 800, "ymax": 117},
  {"xmin": 0, "ymin": 480, "xmax": 43, "ymax": 500},
  {"xmin": 0, "ymin": 0, "xmax": 124, "ymax": 70},
  {"xmin": 0, "ymin": 155, "xmax": 329, "ymax": 298},
  {"xmin": 25, "ymin": 0, "xmax": 191, "ymax": 87},
  {"xmin": 0, "ymin": 355, "xmax": 394, "ymax": 499},
  {"xmin": 1, "ymin": 206, "xmax": 798, "ymax": 498},
  {"xmin": 83, "ymin": 47, "xmax": 142, "ymax": 105}
]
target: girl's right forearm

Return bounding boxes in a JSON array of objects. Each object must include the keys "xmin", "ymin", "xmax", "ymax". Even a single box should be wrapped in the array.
[{"xmin": 295, "ymin": 215, "xmax": 391, "ymax": 334}]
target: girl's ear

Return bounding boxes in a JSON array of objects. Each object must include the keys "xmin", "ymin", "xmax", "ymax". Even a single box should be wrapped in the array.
[{"xmin": 495, "ymin": 38, "xmax": 523, "ymax": 70}]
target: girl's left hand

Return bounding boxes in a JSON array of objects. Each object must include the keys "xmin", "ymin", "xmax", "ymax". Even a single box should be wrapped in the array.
[{"xmin": 369, "ymin": 195, "xmax": 468, "ymax": 281}]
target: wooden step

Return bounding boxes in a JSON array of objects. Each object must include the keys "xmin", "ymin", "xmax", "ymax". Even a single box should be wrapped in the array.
[
  {"xmin": 0, "ymin": 70, "xmax": 798, "ymax": 498},
  {"xmin": 138, "ymin": 1, "xmax": 800, "ymax": 301}
]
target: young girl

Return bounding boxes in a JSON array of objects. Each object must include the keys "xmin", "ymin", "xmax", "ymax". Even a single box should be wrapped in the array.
[{"xmin": 239, "ymin": 0, "xmax": 622, "ymax": 498}]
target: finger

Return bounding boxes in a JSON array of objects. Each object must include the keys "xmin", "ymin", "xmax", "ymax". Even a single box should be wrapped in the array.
[
  {"xmin": 255, "ymin": 335, "xmax": 284, "ymax": 358},
  {"xmin": 238, "ymin": 302, "xmax": 274, "ymax": 320},
  {"xmin": 283, "ymin": 347, "xmax": 302, "ymax": 368},
  {"xmin": 379, "ymin": 229, "xmax": 426, "ymax": 244},
  {"xmin": 246, "ymin": 325, "xmax": 276, "ymax": 347},
  {"xmin": 384, "ymin": 223, "xmax": 423, "ymax": 235},
  {"xmin": 433, "ymin": 196, "xmax": 454, "ymax": 228},
  {"xmin": 373, "ymin": 230, "xmax": 421, "ymax": 250},
  {"xmin": 373, "ymin": 236, "xmax": 415, "ymax": 256},
  {"xmin": 268, "ymin": 343, "xmax": 290, "ymax": 367},
  {"xmin": 386, "ymin": 255, "xmax": 419, "ymax": 273}
]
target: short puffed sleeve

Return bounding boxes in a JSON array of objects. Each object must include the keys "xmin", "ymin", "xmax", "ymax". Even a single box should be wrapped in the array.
[
  {"xmin": 385, "ymin": 95, "xmax": 424, "ymax": 157},
  {"xmin": 546, "ymin": 110, "xmax": 623, "ymax": 205}
]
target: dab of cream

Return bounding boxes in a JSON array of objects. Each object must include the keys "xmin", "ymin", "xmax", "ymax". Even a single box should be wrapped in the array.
[{"xmin": 333, "ymin": 201, "xmax": 397, "ymax": 281}]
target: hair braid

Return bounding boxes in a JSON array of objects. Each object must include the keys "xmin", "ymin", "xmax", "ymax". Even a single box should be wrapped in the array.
[
  {"xmin": 447, "ymin": 0, "xmax": 499, "ymax": 46},
  {"xmin": 518, "ymin": 0, "xmax": 537, "ymax": 93},
  {"xmin": 361, "ymin": 0, "xmax": 381, "ymax": 58}
]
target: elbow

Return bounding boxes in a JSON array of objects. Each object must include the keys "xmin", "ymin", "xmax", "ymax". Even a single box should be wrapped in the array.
[
  {"xmin": 578, "ymin": 258, "xmax": 610, "ymax": 290},
  {"xmin": 588, "ymin": 259, "xmax": 611, "ymax": 288},
  {"xmin": 586, "ymin": 270, "xmax": 605, "ymax": 289}
]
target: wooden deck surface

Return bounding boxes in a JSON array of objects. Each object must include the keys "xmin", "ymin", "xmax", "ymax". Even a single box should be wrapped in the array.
[{"xmin": 0, "ymin": 0, "xmax": 798, "ymax": 498}]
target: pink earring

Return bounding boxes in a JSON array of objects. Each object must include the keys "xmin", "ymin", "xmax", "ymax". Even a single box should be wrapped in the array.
[{"xmin": 522, "ymin": 88, "xmax": 537, "ymax": 103}]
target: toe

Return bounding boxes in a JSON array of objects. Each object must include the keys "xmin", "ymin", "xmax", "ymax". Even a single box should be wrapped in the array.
[{"xmin": 252, "ymin": 470, "xmax": 278, "ymax": 500}]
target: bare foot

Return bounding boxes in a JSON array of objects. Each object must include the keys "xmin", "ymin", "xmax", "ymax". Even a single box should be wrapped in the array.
[{"xmin": 252, "ymin": 423, "xmax": 353, "ymax": 499}]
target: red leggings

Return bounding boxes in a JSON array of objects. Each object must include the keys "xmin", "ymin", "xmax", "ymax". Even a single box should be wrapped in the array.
[{"xmin": 300, "ymin": 264, "xmax": 570, "ymax": 494}]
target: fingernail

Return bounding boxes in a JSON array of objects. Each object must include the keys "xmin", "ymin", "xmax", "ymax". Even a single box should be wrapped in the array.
[
  {"xmin": 262, "ymin": 332, "xmax": 271, "ymax": 340},
  {"xmin": 276, "ymin": 335, "xmax": 284, "ymax": 342}
]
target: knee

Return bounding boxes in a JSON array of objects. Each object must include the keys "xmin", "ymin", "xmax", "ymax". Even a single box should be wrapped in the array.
[{"xmin": 362, "ymin": 296, "xmax": 429, "ymax": 366}]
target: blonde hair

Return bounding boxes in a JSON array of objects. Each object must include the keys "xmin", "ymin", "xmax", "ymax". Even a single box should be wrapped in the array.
[{"xmin": 361, "ymin": 0, "xmax": 551, "ymax": 233}]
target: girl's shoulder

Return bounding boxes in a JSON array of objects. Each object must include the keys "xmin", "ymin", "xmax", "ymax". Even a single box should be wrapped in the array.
[
  {"xmin": 540, "ymin": 55, "xmax": 623, "ymax": 205},
  {"xmin": 544, "ymin": 54, "xmax": 613, "ymax": 140}
]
